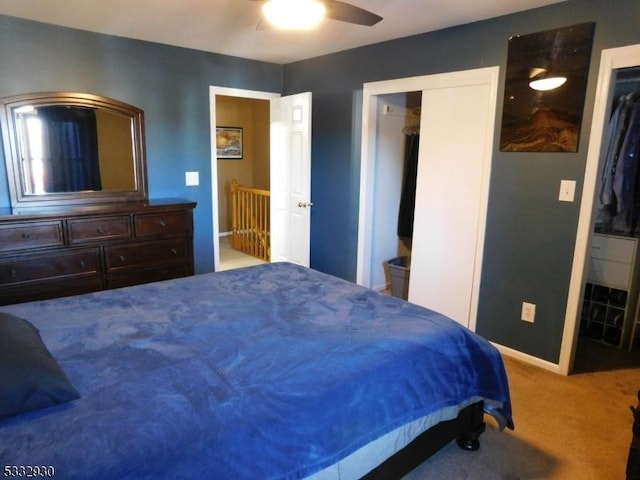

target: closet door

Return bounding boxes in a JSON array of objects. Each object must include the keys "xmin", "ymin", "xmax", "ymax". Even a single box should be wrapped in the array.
[{"xmin": 408, "ymin": 69, "xmax": 498, "ymax": 329}]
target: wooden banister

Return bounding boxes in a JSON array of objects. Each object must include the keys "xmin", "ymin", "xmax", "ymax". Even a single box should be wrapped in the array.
[{"xmin": 230, "ymin": 180, "xmax": 270, "ymax": 261}]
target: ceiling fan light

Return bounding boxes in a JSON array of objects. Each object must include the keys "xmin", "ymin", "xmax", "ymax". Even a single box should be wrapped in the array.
[
  {"xmin": 529, "ymin": 75, "xmax": 567, "ymax": 91},
  {"xmin": 263, "ymin": 0, "xmax": 326, "ymax": 30}
]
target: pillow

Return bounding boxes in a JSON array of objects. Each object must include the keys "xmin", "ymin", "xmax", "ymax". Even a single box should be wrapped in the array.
[{"xmin": 0, "ymin": 312, "xmax": 80, "ymax": 420}]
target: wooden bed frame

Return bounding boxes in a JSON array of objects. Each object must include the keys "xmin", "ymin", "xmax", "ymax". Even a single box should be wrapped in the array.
[{"xmin": 364, "ymin": 401, "xmax": 485, "ymax": 479}]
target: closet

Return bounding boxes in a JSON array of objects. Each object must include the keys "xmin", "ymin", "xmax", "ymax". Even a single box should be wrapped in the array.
[
  {"xmin": 358, "ymin": 67, "xmax": 499, "ymax": 330},
  {"xmin": 581, "ymin": 66, "xmax": 640, "ymax": 351},
  {"xmin": 368, "ymin": 91, "xmax": 421, "ymax": 294}
]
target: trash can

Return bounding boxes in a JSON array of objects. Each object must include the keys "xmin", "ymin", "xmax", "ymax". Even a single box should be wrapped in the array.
[{"xmin": 386, "ymin": 256, "xmax": 410, "ymax": 300}]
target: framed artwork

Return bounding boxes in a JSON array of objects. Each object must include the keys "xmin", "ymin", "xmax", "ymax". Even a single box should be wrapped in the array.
[
  {"xmin": 500, "ymin": 22, "xmax": 595, "ymax": 152},
  {"xmin": 216, "ymin": 127, "xmax": 243, "ymax": 159}
]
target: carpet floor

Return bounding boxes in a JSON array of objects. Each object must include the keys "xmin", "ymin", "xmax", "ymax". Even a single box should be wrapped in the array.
[{"xmin": 403, "ymin": 339, "xmax": 640, "ymax": 479}]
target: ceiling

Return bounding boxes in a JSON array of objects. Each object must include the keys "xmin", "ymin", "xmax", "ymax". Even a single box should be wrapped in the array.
[{"xmin": 0, "ymin": 0, "xmax": 566, "ymax": 64}]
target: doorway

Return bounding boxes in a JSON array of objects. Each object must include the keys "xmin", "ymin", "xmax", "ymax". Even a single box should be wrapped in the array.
[
  {"xmin": 209, "ymin": 87, "xmax": 313, "ymax": 271},
  {"xmin": 362, "ymin": 91, "xmax": 421, "ymax": 293},
  {"xmin": 215, "ymin": 95, "xmax": 270, "ymax": 271},
  {"xmin": 357, "ymin": 67, "xmax": 499, "ymax": 330},
  {"xmin": 562, "ymin": 44, "xmax": 640, "ymax": 374},
  {"xmin": 209, "ymin": 87, "xmax": 280, "ymax": 272}
]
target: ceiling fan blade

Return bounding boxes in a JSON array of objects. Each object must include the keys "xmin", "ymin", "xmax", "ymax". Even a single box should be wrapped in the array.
[{"xmin": 325, "ymin": 1, "xmax": 383, "ymax": 26}]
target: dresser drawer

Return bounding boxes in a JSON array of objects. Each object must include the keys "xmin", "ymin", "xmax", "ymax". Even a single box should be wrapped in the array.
[
  {"xmin": 0, "ymin": 248, "xmax": 101, "ymax": 285},
  {"xmin": 590, "ymin": 235, "xmax": 636, "ymax": 263},
  {"xmin": 105, "ymin": 239, "xmax": 189, "ymax": 271},
  {"xmin": 134, "ymin": 211, "xmax": 191, "ymax": 237},
  {"xmin": 107, "ymin": 264, "xmax": 192, "ymax": 289},
  {"xmin": 68, "ymin": 215, "xmax": 131, "ymax": 243},
  {"xmin": 0, "ymin": 221, "xmax": 64, "ymax": 252},
  {"xmin": 0, "ymin": 276, "xmax": 103, "ymax": 306}
]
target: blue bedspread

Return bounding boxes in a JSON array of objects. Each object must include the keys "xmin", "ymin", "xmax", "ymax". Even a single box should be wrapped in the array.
[{"xmin": 0, "ymin": 263, "xmax": 512, "ymax": 479}]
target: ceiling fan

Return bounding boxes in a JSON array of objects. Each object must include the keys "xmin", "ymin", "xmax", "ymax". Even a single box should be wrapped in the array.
[{"xmin": 251, "ymin": 0, "xmax": 383, "ymax": 29}]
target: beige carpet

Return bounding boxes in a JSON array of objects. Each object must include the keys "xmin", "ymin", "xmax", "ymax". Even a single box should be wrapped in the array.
[{"xmin": 403, "ymin": 340, "xmax": 640, "ymax": 479}]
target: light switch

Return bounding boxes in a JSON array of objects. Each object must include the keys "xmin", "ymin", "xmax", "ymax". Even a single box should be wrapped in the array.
[
  {"xmin": 185, "ymin": 171, "xmax": 199, "ymax": 186},
  {"xmin": 559, "ymin": 180, "xmax": 576, "ymax": 202}
]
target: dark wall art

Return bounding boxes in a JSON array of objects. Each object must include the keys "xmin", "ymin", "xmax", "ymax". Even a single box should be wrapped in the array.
[{"xmin": 500, "ymin": 22, "xmax": 595, "ymax": 152}]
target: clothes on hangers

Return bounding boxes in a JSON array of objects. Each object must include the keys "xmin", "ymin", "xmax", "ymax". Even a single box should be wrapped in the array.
[
  {"xmin": 398, "ymin": 132, "xmax": 419, "ymax": 239},
  {"xmin": 598, "ymin": 89, "xmax": 640, "ymax": 235}
]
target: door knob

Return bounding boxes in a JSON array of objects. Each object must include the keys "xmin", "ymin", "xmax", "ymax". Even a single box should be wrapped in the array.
[{"xmin": 297, "ymin": 201, "xmax": 314, "ymax": 208}]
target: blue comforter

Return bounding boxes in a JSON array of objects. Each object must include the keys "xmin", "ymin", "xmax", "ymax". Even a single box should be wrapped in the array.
[{"xmin": 0, "ymin": 263, "xmax": 512, "ymax": 479}]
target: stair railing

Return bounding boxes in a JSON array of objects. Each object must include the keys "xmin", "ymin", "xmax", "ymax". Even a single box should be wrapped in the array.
[{"xmin": 230, "ymin": 179, "xmax": 270, "ymax": 261}]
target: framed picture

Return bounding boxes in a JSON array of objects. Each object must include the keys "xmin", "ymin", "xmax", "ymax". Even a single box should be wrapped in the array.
[
  {"xmin": 216, "ymin": 127, "xmax": 243, "ymax": 159},
  {"xmin": 499, "ymin": 22, "xmax": 595, "ymax": 152}
]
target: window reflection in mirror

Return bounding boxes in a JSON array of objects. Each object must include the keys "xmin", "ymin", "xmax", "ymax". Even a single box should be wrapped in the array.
[{"xmin": 15, "ymin": 105, "xmax": 136, "ymax": 195}]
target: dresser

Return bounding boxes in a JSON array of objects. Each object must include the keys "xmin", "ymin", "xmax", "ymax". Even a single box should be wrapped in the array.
[
  {"xmin": 581, "ymin": 233, "xmax": 640, "ymax": 349},
  {"xmin": 0, "ymin": 199, "xmax": 196, "ymax": 306}
]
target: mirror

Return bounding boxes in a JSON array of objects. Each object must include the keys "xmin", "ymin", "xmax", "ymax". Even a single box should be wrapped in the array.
[{"xmin": 0, "ymin": 92, "xmax": 147, "ymax": 212}]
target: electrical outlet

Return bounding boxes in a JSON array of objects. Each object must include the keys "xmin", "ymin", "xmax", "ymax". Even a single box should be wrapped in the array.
[{"xmin": 521, "ymin": 302, "xmax": 536, "ymax": 323}]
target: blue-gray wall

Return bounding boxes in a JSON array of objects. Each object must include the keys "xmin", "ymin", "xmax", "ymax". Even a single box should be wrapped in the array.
[
  {"xmin": 0, "ymin": 15, "xmax": 283, "ymax": 274},
  {"xmin": 1, "ymin": 0, "xmax": 639, "ymax": 364},
  {"xmin": 283, "ymin": 0, "xmax": 640, "ymax": 363}
]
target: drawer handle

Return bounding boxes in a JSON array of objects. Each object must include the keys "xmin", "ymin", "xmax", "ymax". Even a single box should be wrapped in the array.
[
  {"xmin": 170, "ymin": 248, "xmax": 178, "ymax": 255},
  {"xmin": 119, "ymin": 255, "xmax": 127, "ymax": 263},
  {"xmin": 159, "ymin": 220, "xmax": 167, "ymax": 228},
  {"xmin": 79, "ymin": 260, "xmax": 86, "ymax": 268},
  {"xmin": 9, "ymin": 268, "xmax": 17, "ymax": 278},
  {"xmin": 96, "ymin": 226, "xmax": 105, "ymax": 234},
  {"xmin": 21, "ymin": 233, "xmax": 31, "ymax": 239}
]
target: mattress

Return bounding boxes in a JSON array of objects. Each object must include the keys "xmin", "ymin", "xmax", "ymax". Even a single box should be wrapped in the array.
[{"xmin": 0, "ymin": 262, "xmax": 512, "ymax": 479}]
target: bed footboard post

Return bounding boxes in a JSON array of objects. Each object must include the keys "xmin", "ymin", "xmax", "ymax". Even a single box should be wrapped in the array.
[{"xmin": 455, "ymin": 401, "xmax": 485, "ymax": 451}]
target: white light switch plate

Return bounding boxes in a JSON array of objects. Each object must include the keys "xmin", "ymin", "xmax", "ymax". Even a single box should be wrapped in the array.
[
  {"xmin": 559, "ymin": 180, "xmax": 576, "ymax": 202},
  {"xmin": 185, "ymin": 171, "xmax": 199, "ymax": 186}
]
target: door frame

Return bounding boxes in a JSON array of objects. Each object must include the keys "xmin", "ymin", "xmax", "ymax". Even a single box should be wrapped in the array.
[
  {"xmin": 561, "ymin": 44, "xmax": 640, "ymax": 374},
  {"xmin": 209, "ymin": 86, "xmax": 280, "ymax": 271},
  {"xmin": 356, "ymin": 67, "xmax": 498, "ymax": 332}
]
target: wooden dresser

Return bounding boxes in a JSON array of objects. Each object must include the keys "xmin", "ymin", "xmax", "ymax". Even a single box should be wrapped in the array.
[{"xmin": 0, "ymin": 199, "xmax": 196, "ymax": 305}]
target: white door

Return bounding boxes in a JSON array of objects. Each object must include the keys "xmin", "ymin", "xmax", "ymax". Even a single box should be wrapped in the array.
[
  {"xmin": 408, "ymin": 76, "xmax": 497, "ymax": 328},
  {"xmin": 270, "ymin": 92, "xmax": 313, "ymax": 266}
]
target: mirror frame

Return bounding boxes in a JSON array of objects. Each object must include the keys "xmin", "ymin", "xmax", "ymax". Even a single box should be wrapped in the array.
[{"xmin": 0, "ymin": 92, "xmax": 148, "ymax": 212}]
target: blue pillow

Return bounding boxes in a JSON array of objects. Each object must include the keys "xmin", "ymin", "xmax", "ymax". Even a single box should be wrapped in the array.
[{"xmin": 0, "ymin": 312, "xmax": 80, "ymax": 420}]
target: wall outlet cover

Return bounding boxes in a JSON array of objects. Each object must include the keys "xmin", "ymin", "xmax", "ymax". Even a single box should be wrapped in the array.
[{"xmin": 521, "ymin": 301, "xmax": 536, "ymax": 323}]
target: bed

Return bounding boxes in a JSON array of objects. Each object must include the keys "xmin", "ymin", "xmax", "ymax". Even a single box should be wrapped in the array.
[{"xmin": 0, "ymin": 262, "xmax": 513, "ymax": 479}]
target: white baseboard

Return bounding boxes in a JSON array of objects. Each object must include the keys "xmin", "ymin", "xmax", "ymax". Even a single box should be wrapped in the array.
[
  {"xmin": 492, "ymin": 342, "xmax": 564, "ymax": 375},
  {"xmin": 373, "ymin": 282, "xmax": 389, "ymax": 293}
]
